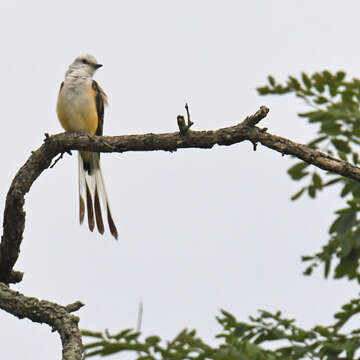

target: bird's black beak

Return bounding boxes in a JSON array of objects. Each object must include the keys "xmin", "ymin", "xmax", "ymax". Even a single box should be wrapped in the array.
[{"xmin": 93, "ymin": 63, "xmax": 103, "ymax": 69}]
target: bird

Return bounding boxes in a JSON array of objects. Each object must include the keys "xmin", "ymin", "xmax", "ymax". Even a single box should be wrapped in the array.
[{"xmin": 56, "ymin": 54, "xmax": 118, "ymax": 239}]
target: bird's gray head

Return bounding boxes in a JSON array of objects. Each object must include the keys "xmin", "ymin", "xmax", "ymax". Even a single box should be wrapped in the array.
[{"xmin": 65, "ymin": 54, "xmax": 103, "ymax": 78}]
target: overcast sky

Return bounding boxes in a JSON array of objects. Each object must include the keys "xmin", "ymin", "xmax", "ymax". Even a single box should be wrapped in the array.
[{"xmin": 1, "ymin": 1, "xmax": 359, "ymax": 358}]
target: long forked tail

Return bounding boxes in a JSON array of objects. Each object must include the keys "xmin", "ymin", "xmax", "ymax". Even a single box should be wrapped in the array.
[{"xmin": 78, "ymin": 152, "xmax": 118, "ymax": 239}]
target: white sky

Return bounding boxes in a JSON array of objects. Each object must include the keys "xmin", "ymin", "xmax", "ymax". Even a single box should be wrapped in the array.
[{"xmin": 1, "ymin": 1, "xmax": 359, "ymax": 358}]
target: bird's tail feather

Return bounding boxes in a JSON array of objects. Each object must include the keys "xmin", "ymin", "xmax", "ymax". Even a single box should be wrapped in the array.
[
  {"xmin": 78, "ymin": 153, "xmax": 86, "ymax": 225},
  {"xmin": 96, "ymin": 166, "xmax": 118, "ymax": 239},
  {"xmin": 78, "ymin": 151, "xmax": 118, "ymax": 239}
]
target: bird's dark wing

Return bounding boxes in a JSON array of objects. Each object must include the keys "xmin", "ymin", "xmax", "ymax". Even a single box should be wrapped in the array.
[{"xmin": 92, "ymin": 80, "xmax": 108, "ymax": 136}]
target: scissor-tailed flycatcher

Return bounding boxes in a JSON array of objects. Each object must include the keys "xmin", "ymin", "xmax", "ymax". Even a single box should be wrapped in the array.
[{"xmin": 57, "ymin": 54, "xmax": 118, "ymax": 239}]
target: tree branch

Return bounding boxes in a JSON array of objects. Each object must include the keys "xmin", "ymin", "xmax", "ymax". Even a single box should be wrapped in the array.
[
  {"xmin": 1, "ymin": 105, "xmax": 359, "ymax": 284},
  {"xmin": 0, "ymin": 283, "xmax": 83, "ymax": 359}
]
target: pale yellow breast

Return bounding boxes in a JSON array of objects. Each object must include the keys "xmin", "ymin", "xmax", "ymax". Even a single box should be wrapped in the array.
[{"xmin": 57, "ymin": 84, "xmax": 98, "ymax": 135}]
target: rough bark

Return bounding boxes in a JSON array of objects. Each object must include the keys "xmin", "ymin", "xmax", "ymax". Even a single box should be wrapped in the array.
[{"xmin": 0, "ymin": 283, "xmax": 83, "ymax": 360}]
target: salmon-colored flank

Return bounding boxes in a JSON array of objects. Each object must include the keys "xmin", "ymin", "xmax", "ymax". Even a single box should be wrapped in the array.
[{"xmin": 57, "ymin": 86, "xmax": 99, "ymax": 135}]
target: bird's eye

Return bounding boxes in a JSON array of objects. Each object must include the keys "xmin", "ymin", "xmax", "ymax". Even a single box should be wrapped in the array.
[{"xmin": 82, "ymin": 59, "xmax": 88, "ymax": 64}]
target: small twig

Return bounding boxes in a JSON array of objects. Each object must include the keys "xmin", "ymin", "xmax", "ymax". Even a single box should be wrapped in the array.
[
  {"xmin": 177, "ymin": 115, "xmax": 187, "ymax": 134},
  {"xmin": 185, "ymin": 103, "xmax": 194, "ymax": 129},
  {"xmin": 44, "ymin": 133, "xmax": 51, "ymax": 143},
  {"xmin": 243, "ymin": 106, "xmax": 269, "ymax": 127},
  {"xmin": 136, "ymin": 301, "xmax": 143, "ymax": 333},
  {"xmin": 177, "ymin": 103, "xmax": 194, "ymax": 135},
  {"xmin": 50, "ymin": 150, "xmax": 72, "ymax": 169},
  {"xmin": 65, "ymin": 301, "xmax": 85, "ymax": 313},
  {"xmin": 136, "ymin": 301, "xmax": 143, "ymax": 357}
]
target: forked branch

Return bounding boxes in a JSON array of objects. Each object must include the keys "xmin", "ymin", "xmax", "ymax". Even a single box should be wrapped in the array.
[{"xmin": 2, "ymin": 105, "xmax": 360, "ymax": 285}]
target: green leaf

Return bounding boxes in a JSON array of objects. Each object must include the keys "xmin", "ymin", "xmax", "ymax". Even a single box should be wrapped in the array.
[
  {"xmin": 124, "ymin": 332, "xmax": 140, "ymax": 341},
  {"xmin": 340, "ymin": 235, "xmax": 353, "ymax": 258},
  {"xmin": 329, "ymin": 210, "xmax": 356, "ymax": 235},
  {"xmin": 341, "ymin": 303, "xmax": 353, "ymax": 311},
  {"xmin": 257, "ymin": 86, "xmax": 271, "ymax": 95},
  {"xmin": 303, "ymin": 265, "xmax": 313, "ymax": 276},
  {"xmin": 307, "ymin": 135, "xmax": 328, "ymax": 149},
  {"xmin": 314, "ymin": 96, "xmax": 328, "ymax": 104},
  {"xmin": 344, "ymin": 340, "xmax": 360, "ymax": 357},
  {"xmin": 292, "ymin": 345, "xmax": 308, "ymax": 357},
  {"xmin": 234, "ymin": 323, "xmax": 253, "ymax": 337},
  {"xmin": 334, "ymin": 255, "xmax": 358, "ymax": 279},
  {"xmin": 320, "ymin": 120, "xmax": 341, "ymax": 135},
  {"xmin": 322, "ymin": 70, "xmax": 333, "ymax": 82},
  {"xmin": 323, "ymin": 177, "xmax": 343, "ymax": 187},
  {"xmin": 312, "ymin": 173, "xmax": 322, "ymax": 189},
  {"xmin": 291, "ymin": 187, "xmax": 306, "ymax": 201},
  {"xmin": 307, "ymin": 111, "xmax": 331, "ymax": 123},
  {"xmin": 313, "ymin": 73, "xmax": 325, "ymax": 93},
  {"xmin": 337, "ymin": 151, "xmax": 348, "ymax": 162},
  {"xmin": 268, "ymin": 75, "xmax": 275, "ymax": 87},
  {"xmin": 298, "ymin": 111, "xmax": 317, "ymax": 118},
  {"xmin": 288, "ymin": 76, "xmax": 301, "ymax": 90},
  {"xmin": 106, "ymin": 329, "xmax": 132, "ymax": 340},
  {"xmin": 332, "ymin": 139, "xmax": 351, "ymax": 153},
  {"xmin": 301, "ymin": 73, "xmax": 312, "ymax": 89},
  {"xmin": 220, "ymin": 309, "xmax": 237, "ymax": 324},
  {"xmin": 353, "ymin": 152, "xmax": 359, "ymax": 164},
  {"xmin": 308, "ymin": 185, "xmax": 316, "ymax": 198},
  {"xmin": 83, "ymin": 341, "xmax": 107, "ymax": 350},
  {"xmin": 145, "ymin": 335, "xmax": 161, "ymax": 346},
  {"xmin": 81, "ymin": 330, "xmax": 104, "ymax": 339},
  {"xmin": 352, "ymin": 121, "xmax": 360, "ymax": 136},
  {"xmin": 257, "ymin": 84, "xmax": 291, "ymax": 95},
  {"xmin": 340, "ymin": 180, "xmax": 357, "ymax": 197},
  {"xmin": 342, "ymin": 90, "xmax": 355, "ymax": 104},
  {"xmin": 336, "ymin": 71, "xmax": 346, "ymax": 81},
  {"xmin": 313, "ymin": 326, "xmax": 331, "ymax": 337},
  {"xmin": 324, "ymin": 259, "xmax": 331, "ymax": 278},
  {"xmin": 288, "ymin": 162, "xmax": 309, "ymax": 180}
]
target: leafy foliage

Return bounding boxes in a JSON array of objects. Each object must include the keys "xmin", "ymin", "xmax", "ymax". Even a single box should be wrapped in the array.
[
  {"xmin": 83, "ymin": 300, "xmax": 360, "ymax": 359},
  {"xmin": 258, "ymin": 71, "xmax": 360, "ymax": 282}
]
